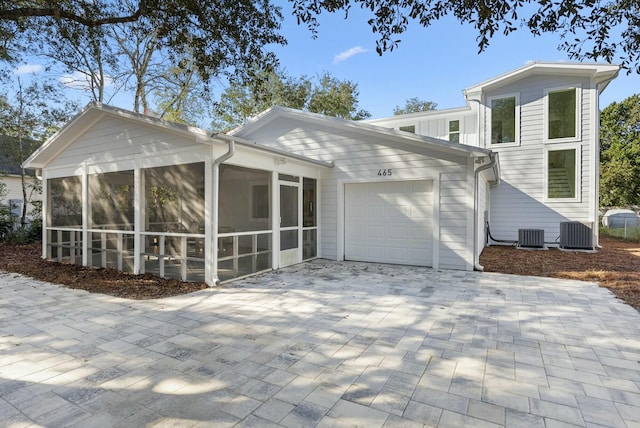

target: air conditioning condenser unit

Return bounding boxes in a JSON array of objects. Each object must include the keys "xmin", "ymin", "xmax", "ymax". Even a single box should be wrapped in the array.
[{"xmin": 559, "ymin": 221, "xmax": 593, "ymax": 250}]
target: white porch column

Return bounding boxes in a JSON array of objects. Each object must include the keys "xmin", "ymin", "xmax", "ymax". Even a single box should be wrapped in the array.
[
  {"xmin": 133, "ymin": 159, "xmax": 142, "ymax": 274},
  {"xmin": 211, "ymin": 161, "xmax": 220, "ymax": 285},
  {"xmin": 272, "ymin": 171, "xmax": 279, "ymax": 270},
  {"xmin": 41, "ymin": 170, "xmax": 48, "ymax": 260},
  {"xmin": 81, "ymin": 162, "xmax": 89, "ymax": 266},
  {"xmin": 204, "ymin": 150, "xmax": 214, "ymax": 285}
]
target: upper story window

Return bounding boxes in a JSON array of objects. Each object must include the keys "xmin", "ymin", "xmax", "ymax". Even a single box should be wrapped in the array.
[
  {"xmin": 545, "ymin": 145, "xmax": 580, "ymax": 201},
  {"xmin": 448, "ymin": 120, "xmax": 460, "ymax": 143},
  {"xmin": 489, "ymin": 94, "xmax": 519, "ymax": 146},
  {"xmin": 399, "ymin": 125, "xmax": 415, "ymax": 133},
  {"xmin": 546, "ymin": 87, "xmax": 580, "ymax": 142}
]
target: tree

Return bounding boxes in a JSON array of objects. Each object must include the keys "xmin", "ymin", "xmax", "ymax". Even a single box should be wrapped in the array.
[
  {"xmin": 600, "ymin": 94, "xmax": 640, "ymax": 207},
  {"xmin": 212, "ymin": 69, "xmax": 370, "ymax": 131},
  {"xmin": 308, "ymin": 73, "xmax": 371, "ymax": 121},
  {"xmin": 393, "ymin": 98, "xmax": 437, "ymax": 115},
  {"xmin": 290, "ymin": 0, "xmax": 640, "ymax": 73},
  {"xmin": 1, "ymin": 1, "xmax": 285, "ymax": 86},
  {"xmin": 0, "ymin": 76, "xmax": 77, "ymax": 228}
]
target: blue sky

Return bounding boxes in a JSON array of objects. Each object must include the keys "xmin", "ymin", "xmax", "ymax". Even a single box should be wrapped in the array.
[
  {"xmin": 11, "ymin": 4, "xmax": 639, "ymax": 121},
  {"xmin": 268, "ymin": 3, "xmax": 639, "ymax": 118}
]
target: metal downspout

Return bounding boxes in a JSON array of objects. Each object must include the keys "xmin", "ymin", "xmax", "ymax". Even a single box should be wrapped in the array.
[
  {"xmin": 211, "ymin": 139, "xmax": 235, "ymax": 285},
  {"xmin": 473, "ymin": 152, "xmax": 497, "ymax": 271}
]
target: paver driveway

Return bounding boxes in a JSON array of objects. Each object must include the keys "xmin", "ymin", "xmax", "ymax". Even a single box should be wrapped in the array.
[{"xmin": 1, "ymin": 260, "xmax": 640, "ymax": 427}]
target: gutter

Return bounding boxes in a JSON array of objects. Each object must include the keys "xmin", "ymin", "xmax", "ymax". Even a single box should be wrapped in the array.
[
  {"xmin": 210, "ymin": 138, "xmax": 236, "ymax": 286},
  {"xmin": 473, "ymin": 152, "xmax": 498, "ymax": 271}
]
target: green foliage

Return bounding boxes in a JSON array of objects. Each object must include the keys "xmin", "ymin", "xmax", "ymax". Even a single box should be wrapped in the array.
[
  {"xmin": 393, "ymin": 98, "xmax": 438, "ymax": 115},
  {"xmin": 290, "ymin": 0, "xmax": 640, "ymax": 73},
  {"xmin": 212, "ymin": 68, "xmax": 370, "ymax": 131},
  {"xmin": 600, "ymin": 94, "xmax": 640, "ymax": 207},
  {"xmin": 1, "ymin": 0, "xmax": 285, "ymax": 101}
]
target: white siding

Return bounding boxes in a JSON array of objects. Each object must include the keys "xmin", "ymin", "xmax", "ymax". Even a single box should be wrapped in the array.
[
  {"xmin": 2, "ymin": 175, "xmax": 24, "ymax": 202},
  {"xmin": 237, "ymin": 117, "xmax": 474, "ymax": 270},
  {"xmin": 1, "ymin": 175, "xmax": 39, "ymax": 220},
  {"xmin": 49, "ymin": 116, "xmax": 202, "ymax": 168},
  {"xmin": 476, "ymin": 175, "xmax": 489, "ymax": 260},
  {"xmin": 439, "ymin": 170, "xmax": 471, "ymax": 269},
  {"xmin": 483, "ymin": 75, "xmax": 596, "ymax": 243}
]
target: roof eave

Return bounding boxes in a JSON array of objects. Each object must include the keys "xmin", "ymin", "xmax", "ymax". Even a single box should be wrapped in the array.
[{"xmin": 24, "ymin": 103, "xmax": 213, "ymax": 169}]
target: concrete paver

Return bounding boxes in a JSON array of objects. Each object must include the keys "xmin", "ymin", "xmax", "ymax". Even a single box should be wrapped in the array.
[{"xmin": 1, "ymin": 259, "xmax": 640, "ymax": 427}]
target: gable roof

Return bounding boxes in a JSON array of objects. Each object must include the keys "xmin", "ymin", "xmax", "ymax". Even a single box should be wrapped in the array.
[
  {"xmin": 0, "ymin": 135, "xmax": 40, "ymax": 176},
  {"xmin": 23, "ymin": 102, "xmax": 334, "ymax": 169},
  {"xmin": 0, "ymin": 136, "xmax": 21, "ymax": 175},
  {"xmin": 229, "ymin": 106, "xmax": 494, "ymax": 159},
  {"xmin": 463, "ymin": 61, "xmax": 620, "ymax": 100}
]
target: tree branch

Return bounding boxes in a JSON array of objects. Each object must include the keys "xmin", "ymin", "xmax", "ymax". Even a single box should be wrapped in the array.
[{"xmin": 0, "ymin": 4, "xmax": 144, "ymax": 27}]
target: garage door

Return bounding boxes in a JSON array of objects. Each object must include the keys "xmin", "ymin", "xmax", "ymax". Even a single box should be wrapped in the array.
[{"xmin": 344, "ymin": 180, "xmax": 433, "ymax": 266}]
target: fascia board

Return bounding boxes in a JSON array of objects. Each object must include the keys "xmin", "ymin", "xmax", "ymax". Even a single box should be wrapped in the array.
[
  {"xmin": 464, "ymin": 62, "xmax": 620, "ymax": 96},
  {"xmin": 23, "ymin": 104, "xmax": 104, "ymax": 169},
  {"xmin": 24, "ymin": 103, "xmax": 213, "ymax": 169},
  {"xmin": 365, "ymin": 105, "xmax": 472, "ymax": 124}
]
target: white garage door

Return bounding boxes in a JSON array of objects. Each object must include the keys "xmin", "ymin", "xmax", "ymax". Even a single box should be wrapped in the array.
[{"xmin": 344, "ymin": 180, "xmax": 433, "ymax": 266}]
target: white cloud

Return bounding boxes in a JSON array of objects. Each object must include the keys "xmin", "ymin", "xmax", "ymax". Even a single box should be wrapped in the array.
[
  {"xmin": 333, "ymin": 46, "xmax": 368, "ymax": 64},
  {"xmin": 14, "ymin": 64, "xmax": 43, "ymax": 75},
  {"xmin": 60, "ymin": 71, "xmax": 113, "ymax": 90}
]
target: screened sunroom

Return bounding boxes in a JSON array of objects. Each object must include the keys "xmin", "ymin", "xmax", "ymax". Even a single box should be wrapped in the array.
[{"xmin": 26, "ymin": 103, "xmax": 331, "ymax": 286}]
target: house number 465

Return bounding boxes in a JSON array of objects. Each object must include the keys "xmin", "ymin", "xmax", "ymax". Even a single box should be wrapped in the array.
[{"xmin": 377, "ymin": 169, "xmax": 392, "ymax": 177}]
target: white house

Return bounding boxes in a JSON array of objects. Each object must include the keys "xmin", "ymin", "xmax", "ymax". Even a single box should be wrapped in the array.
[
  {"xmin": 23, "ymin": 62, "xmax": 618, "ymax": 285},
  {"xmin": 366, "ymin": 62, "xmax": 620, "ymax": 249},
  {"xmin": 1, "ymin": 140, "xmax": 38, "ymax": 227}
]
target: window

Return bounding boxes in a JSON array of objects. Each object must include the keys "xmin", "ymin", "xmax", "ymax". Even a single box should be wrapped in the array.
[
  {"xmin": 9, "ymin": 199, "xmax": 22, "ymax": 218},
  {"xmin": 489, "ymin": 95, "xmax": 518, "ymax": 145},
  {"xmin": 547, "ymin": 88, "xmax": 578, "ymax": 140},
  {"xmin": 546, "ymin": 147, "xmax": 578, "ymax": 200},
  {"xmin": 303, "ymin": 178, "xmax": 317, "ymax": 260},
  {"xmin": 448, "ymin": 120, "xmax": 460, "ymax": 143},
  {"xmin": 399, "ymin": 125, "xmax": 415, "ymax": 133}
]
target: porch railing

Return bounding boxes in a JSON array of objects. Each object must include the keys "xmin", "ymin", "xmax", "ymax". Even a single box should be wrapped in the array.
[{"xmin": 217, "ymin": 230, "xmax": 272, "ymax": 282}]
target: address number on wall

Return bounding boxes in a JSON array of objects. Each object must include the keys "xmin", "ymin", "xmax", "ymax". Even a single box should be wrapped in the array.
[{"xmin": 377, "ymin": 169, "xmax": 392, "ymax": 177}]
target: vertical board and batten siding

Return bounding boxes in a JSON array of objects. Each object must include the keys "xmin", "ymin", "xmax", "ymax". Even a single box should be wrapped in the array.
[
  {"xmin": 48, "ymin": 116, "xmax": 205, "ymax": 169},
  {"xmin": 236, "ymin": 117, "xmax": 474, "ymax": 270},
  {"xmin": 484, "ymin": 75, "xmax": 594, "ymax": 243},
  {"xmin": 371, "ymin": 112, "xmax": 478, "ymax": 147}
]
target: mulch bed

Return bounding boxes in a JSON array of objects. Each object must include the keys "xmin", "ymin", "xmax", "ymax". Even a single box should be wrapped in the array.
[
  {"xmin": 0, "ymin": 243, "xmax": 207, "ymax": 300},
  {"xmin": 1, "ymin": 235, "xmax": 638, "ymax": 308}
]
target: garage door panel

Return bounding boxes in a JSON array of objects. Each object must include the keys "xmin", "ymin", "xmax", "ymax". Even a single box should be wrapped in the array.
[
  {"xmin": 345, "ymin": 180, "xmax": 433, "ymax": 267},
  {"xmin": 411, "ymin": 205, "xmax": 432, "ymax": 219},
  {"xmin": 366, "ymin": 226, "xmax": 385, "ymax": 239}
]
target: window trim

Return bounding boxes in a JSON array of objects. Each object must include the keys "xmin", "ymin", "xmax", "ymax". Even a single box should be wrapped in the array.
[
  {"xmin": 544, "ymin": 85, "xmax": 581, "ymax": 144},
  {"xmin": 448, "ymin": 119, "xmax": 460, "ymax": 143},
  {"xmin": 543, "ymin": 144, "xmax": 581, "ymax": 203},
  {"xmin": 487, "ymin": 93, "xmax": 520, "ymax": 147}
]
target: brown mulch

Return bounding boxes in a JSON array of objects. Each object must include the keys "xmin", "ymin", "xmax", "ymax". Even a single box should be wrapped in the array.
[
  {"xmin": 479, "ymin": 235, "xmax": 640, "ymax": 309},
  {"xmin": 0, "ymin": 243, "xmax": 208, "ymax": 300},
  {"xmin": 1, "ymin": 236, "xmax": 638, "ymax": 308}
]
